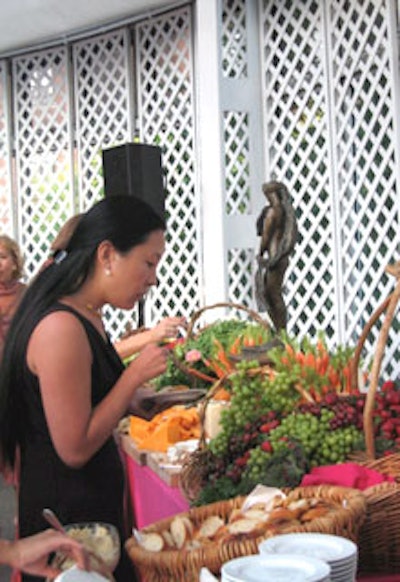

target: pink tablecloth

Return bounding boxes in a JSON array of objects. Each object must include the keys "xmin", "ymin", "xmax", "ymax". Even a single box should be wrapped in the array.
[{"xmin": 123, "ymin": 453, "xmax": 189, "ymax": 529}]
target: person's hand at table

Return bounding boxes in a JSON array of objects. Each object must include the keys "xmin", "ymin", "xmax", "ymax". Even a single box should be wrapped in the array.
[
  {"xmin": 115, "ymin": 316, "xmax": 187, "ymax": 360},
  {"xmin": 148, "ymin": 316, "xmax": 187, "ymax": 343},
  {"xmin": 0, "ymin": 529, "xmax": 89, "ymax": 579}
]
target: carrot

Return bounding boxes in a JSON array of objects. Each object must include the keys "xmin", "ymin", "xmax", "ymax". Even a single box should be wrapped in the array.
[
  {"xmin": 316, "ymin": 353, "xmax": 329, "ymax": 376},
  {"xmin": 328, "ymin": 368, "xmax": 340, "ymax": 388},
  {"xmin": 218, "ymin": 351, "xmax": 234, "ymax": 373},
  {"xmin": 285, "ymin": 344, "xmax": 296, "ymax": 358},
  {"xmin": 203, "ymin": 357, "xmax": 227, "ymax": 379},
  {"xmin": 213, "ymin": 339, "xmax": 234, "ymax": 373},
  {"xmin": 229, "ymin": 336, "xmax": 242, "ymax": 355},
  {"xmin": 304, "ymin": 352, "xmax": 315, "ymax": 369},
  {"xmin": 185, "ymin": 366, "xmax": 215, "ymax": 383},
  {"xmin": 341, "ymin": 364, "xmax": 352, "ymax": 393}
]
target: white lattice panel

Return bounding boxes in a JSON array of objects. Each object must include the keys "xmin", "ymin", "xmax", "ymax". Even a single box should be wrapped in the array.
[
  {"xmin": 224, "ymin": 111, "xmax": 251, "ymax": 216},
  {"xmin": 221, "ymin": 0, "xmax": 265, "ymax": 307},
  {"xmin": 0, "ymin": 60, "xmax": 13, "ymax": 234},
  {"xmin": 135, "ymin": 6, "xmax": 200, "ymax": 323},
  {"xmin": 12, "ymin": 48, "xmax": 74, "ymax": 277},
  {"xmin": 73, "ymin": 30, "xmax": 134, "ymax": 339},
  {"xmin": 222, "ymin": 0, "xmax": 248, "ymax": 78},
  {"xmin": 328, "ymin": 0, "xmax": 400, "ymax": 377},
  {"xmin": 260, "ymin": 0, "xmax": 400, "ymax": 379},
  {"xmin": 73, "ymin": 30, "xmax": 130, "ymax": 210},
  {"xmin": 228, "ymin": 248, "xmax": 255, "ymax": 305},
  {"xmin": 261, "ymin": 0, "xmax": 336, "ymax": 341}
]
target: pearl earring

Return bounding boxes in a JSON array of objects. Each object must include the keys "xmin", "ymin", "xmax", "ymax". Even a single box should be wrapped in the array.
[{"xmin": 105, "ymin": 268, "xmax": 111, "ymax": 276}]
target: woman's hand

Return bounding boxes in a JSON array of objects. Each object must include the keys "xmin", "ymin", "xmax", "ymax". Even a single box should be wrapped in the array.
[
  {"xmin": 0, "ymin": 529, "xmax": 89, "ymax": 578},
  {"xmin": 149, "ymin": 316, "xmax": 186, "ymax": 343},
  {"xmin": 115, "ymin": 316, "xmax": 187, "ymax": 360},
  {"xmin": 127, "ymin": 342, "xmax": 169, "ymax": 386}
]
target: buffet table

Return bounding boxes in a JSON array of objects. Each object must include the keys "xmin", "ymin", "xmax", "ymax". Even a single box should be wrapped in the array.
[{"xmin": 119, "ymin": 436, "xmax": 399, "ymax": 581}]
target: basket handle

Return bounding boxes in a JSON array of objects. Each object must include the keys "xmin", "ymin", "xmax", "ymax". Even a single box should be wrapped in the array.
[
  {"xmin": 363, "ymin": 274, "xmax": 400, "ymax": 458},
  {"xmin": 349, "ymin": 295, "xmax": 392, "ymax": 392},
  {"xmin": 351, "ymin": 262, "xmax": 400, "ymax": 459},
  {"xmin": 186, "ymin": 301, "xmax": 270, "ymax": 339}
]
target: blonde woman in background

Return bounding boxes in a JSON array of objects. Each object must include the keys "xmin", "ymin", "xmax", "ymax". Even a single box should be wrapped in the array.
[{"xmin": 0, "ymin": 235, "xmax": 27, "ymax": 361}]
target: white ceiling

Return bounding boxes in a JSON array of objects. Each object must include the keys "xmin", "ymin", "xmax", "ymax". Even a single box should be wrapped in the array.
[{"xmin": 0, "ymin": 0, "xmax": 176, "ymax": 55}]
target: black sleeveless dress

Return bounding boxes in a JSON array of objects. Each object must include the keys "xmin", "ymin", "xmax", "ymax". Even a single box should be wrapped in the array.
[{"xmin": 17, "ymin": 303, "xmax": 137, "ymax": 581}]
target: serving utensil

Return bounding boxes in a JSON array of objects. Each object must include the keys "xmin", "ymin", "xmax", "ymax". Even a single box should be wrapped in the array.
[{"xmin": 42, "ymin": 508, "xmax": 116, "ymax": 581}]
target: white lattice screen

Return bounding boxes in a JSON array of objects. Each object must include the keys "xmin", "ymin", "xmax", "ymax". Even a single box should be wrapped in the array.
[
  {"xmin": 0, "ymin": 61, "xmax": 13, "ymax": 236},
  {"xmin": 72, "ymin": 30, "xmax": 136, "ymax": 335},
  {"xmin": 0, "ymin": 8, "xmax": 197, "ymax": 342},
  {"xmin": 220, "ymin": 0, "xmax": 264, "ymax": 311},
  {"xmin": 12, "ymin": 49, "xmax": 74, "ymax": 276},
  {"xmin": 260, "ymin": 0, "xmax": 400, "ymax": 378},
  {"xmin": 135, "ymin": 6, "xmax": 200, "ymax": 323},
  {"xmin": 73, "ymin": 30, "xmax": 131, "ymax": 210}
]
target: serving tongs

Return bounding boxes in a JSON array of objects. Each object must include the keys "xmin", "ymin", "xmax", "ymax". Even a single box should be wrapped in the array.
[{"xmin": 42, "ymin": 508, "xmax": 116, "ymax": 581}]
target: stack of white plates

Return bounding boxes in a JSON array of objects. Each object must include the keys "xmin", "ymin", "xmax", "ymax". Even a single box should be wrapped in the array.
[
  {"xmin": 220, "ymin": 553, "xmax": 331, "ymax": 581},
  {"xmin": 259, "ymin": 533, "xmax": 358, "ymax": 582}
]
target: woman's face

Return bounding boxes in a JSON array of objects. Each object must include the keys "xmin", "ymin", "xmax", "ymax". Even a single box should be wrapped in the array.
[
  {"xmin": 0, "ymin": 244, "xmax": 17, "ymax": 285},
  {"xmin": 108, "ymin": 230, "xmax": 165, "ymax": 309}
]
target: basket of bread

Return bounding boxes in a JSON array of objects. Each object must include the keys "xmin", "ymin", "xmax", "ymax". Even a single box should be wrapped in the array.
[{"xmin": 125, "ymin": 485, "xmax": 366, "ymax": 582}]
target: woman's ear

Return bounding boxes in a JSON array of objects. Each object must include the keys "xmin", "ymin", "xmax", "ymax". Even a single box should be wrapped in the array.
[{"xmin": 97, "ymin": 240, "xmax": 115, "ymax": 276}]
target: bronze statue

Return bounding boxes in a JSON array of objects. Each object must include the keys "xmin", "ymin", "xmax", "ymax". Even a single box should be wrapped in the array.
[{"xmin": 255, "ymin": 181, "xmax": 298, "ymax": 330}]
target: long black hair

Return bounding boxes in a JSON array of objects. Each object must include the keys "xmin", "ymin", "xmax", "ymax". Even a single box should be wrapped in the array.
[{"xmin": 0, "ymin": 195, "xmax": 165, "ymax": 468}]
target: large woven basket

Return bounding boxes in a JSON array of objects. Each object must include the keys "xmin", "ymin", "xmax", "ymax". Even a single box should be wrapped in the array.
[
  {"xmin": 170, "ymin": 301, "xmax": 271, "ymax": 386},
  {"xmin": 125, "ymin": 485, "xmax": 366, "ymax": 582},
  {"xmin": 350, "ymin": 263, "xmax": 400, "ymax": 573}
]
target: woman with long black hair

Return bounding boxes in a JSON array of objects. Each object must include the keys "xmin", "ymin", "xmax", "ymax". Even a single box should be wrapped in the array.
[{"xmin": 0, "ymin": 195, "xmax": 168, "ymax": 581}]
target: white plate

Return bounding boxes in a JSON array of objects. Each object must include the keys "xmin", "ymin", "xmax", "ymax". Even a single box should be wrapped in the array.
[
  {"xmin": 55, "ymin": 566, "xmax": 109, "ymax": 582},
  {"xmin": 221, "ymin": 554, "xmax": 331, "ymax": 582},
  {"xmin": 259, "ymin": 533, "xmax": 357, "ymax": 563}
]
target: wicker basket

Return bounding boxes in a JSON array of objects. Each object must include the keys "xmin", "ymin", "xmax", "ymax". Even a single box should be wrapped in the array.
[
  {"xmin": 125, "ymin": 485, "xmax": 366, "ymax": 582},
  {"xmin": 170, "ymin": 302, "xmax": 271, "ymax": 386},
  {"xmin": 349, "ymin": 264, "xmax": 400, "ymax": 573},
  {"xmin": 185, "ymin": 301, "xmax": 270, "ymax": 340}
]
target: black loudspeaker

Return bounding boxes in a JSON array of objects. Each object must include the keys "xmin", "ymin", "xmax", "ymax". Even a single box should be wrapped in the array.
[{"xmin": 102, "ymin": 142, "xmax": 165, "ymax": 220}]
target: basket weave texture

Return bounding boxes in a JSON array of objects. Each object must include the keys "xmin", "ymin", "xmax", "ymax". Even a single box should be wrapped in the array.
[{"xmin": 125, "ymin": 485, "xmax": 366, "ymax": 582}]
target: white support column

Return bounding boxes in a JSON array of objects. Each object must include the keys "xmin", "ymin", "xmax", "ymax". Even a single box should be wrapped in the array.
[{"xmin": 194, "ymin": 0, "xmax": 228, "ymax": 305}]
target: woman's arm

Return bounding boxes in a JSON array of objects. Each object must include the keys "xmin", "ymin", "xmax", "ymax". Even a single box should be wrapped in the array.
[
  {"xmin": 114, "ymin": 316, "xmax": 186, "ymax": 360},
  {"xmin": 27, "ymin": 311, "xmax": 168, "ymax": 468}
]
